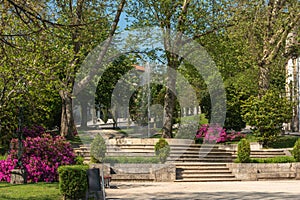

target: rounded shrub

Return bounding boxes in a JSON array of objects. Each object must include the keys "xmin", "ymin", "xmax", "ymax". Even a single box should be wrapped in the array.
[
  {"xmin": 292, "ymin": 138, "xmax": 300, "ymax": 162},
  {"xmin": 90, "ymin": 134, "xmax": 106, "ymax": 163},
  {"xmin": 154, "ymin": 138, "xmax": 170, "ymax": 163},
  {"xmin": 58, "ymin": 165, "xmax": 89, "ymax": 200},
  {"xmin": 237, "ymin": 138, "xmax": 251, "ymax": 163}
]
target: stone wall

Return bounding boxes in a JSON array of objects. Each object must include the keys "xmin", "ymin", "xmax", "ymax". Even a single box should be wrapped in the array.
[
  {"xmin": 227, "ymin": 163, "xmax": 300, "ymax": 181},
  {"xmin": 89, "ymin": 163, "xmax": 176, "ymax": 182}
]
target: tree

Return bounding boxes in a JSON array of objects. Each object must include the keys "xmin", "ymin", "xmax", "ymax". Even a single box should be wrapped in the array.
[
  {"xmin": 1, "ymin": 0, "xmax": 127, "ymax": 139},
  {"xmin": 95, "ymin": 55, "xmax": 134, "ymax": 127},
  {"xmin": 127, "ymin": 0, "xmax": 231, "ymax": 138},
  {"xmin": 242, "ymin": 89, "xmax": 293, "ymax": 146},
  {"xmin": 229, "ymin": 0, "xmax": 300, "ymax": 96},
  {"xmin": 0, "ymin": 1, "xmax": 62, "ymax": 150}
]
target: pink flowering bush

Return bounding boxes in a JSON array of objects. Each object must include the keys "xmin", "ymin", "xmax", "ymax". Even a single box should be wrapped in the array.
[
  {"xmin": 0, "ymin": 133, "xmax": 75, "ymax": 183},
  {"xmin": 0, "ymin": 158, "xmax": 18, "ymax": 182},
  {"xmin": 195, "ymin": 124, "xmax": 245, "ymax": 144}
]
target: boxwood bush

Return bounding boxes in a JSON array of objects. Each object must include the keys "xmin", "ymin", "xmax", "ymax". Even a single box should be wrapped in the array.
[
  {"xmin": 58, "ymin": 165, "xmax": 89, "ymax": 200},
  {"xmin": 104, "ymin": 156, "xmax": 159, "ymax": 164},
  {"xmin": 236, "ymin": 139, "xmax": 251, "ymax": 163},
  {"xmin": 90, "ymin": 134, "xmax": 106, "ymax": 163},
  {"xmin": 154, "ymin": 138, "xmax": 170, "ymax": 163},
  {"xmin": 250, "ymin": 156, "xmax": 296, "ymax": 163},
  {"xmin": 292, "ymin": 138, "xmax": 300, "ymax": 162}
]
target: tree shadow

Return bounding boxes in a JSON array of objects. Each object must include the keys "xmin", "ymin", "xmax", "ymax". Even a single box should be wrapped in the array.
[{"xmin": 106, "ymin": 191, "xmax": 300, "ymax": 200}]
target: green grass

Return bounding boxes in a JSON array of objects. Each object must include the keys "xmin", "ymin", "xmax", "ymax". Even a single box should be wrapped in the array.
[
  {"xmin": 180, "ymin": 114, "xmax": 208, "ymax": 125},
  {"xmin": 0, "ymin": 182, "xmax": 62, "ymax": 200},
  {"xmin": 68, "ymin": 134, "xmax": 94, "ymax": 147}
]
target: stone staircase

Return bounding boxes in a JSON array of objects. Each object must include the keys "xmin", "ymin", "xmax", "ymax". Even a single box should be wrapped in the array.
[
  {"xmin": 168, "ymin": 144, "xmax": 234, "ymax": 163},
  {"xmin": 73, "ymin": 138, "xmax": 292, "ymax": 182},
  {"xmin": 175, "ymin": 163, "xmax": 240, "ymax": 182}
]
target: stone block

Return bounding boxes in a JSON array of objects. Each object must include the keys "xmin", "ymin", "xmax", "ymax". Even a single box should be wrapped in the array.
[{"xmin": 10, "ymin": 169, "xmax": 27, "ymax": 184}]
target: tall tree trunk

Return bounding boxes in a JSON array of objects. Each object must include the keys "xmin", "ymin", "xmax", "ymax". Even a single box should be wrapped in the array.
[
  {"xmin": 258, "ymin": 64, "xmax": 270, "ymax": 97},
  {"xmin": 162, "ymin": 81, "xmax": 176, "ymax": 138},
  {"xmin": 80, "ymin": 100, "xmax": 88, "ymax": 129},
  {"xmin": 60, "ymin": 90, "xmax": 76, "ymax": 139},
  {"xmin": 162, "ymin": 58, "xmax": 178, "ymax": 138}
]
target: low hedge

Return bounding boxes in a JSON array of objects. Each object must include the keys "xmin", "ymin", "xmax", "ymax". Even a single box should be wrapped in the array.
[
  {"xmin": 250, "ymin": 156, "xmax": 296, "ymax": 163},
  {"xmin": 266, "ymin": 136, "xmax": 299, "ymax": 148},
  {"xmin": 58, "ymin": 165, "xmax": 89, "ymax": 200},
  {"xmin": 103, "ymin": 156, "xmax": 160, "ymax": 164}
]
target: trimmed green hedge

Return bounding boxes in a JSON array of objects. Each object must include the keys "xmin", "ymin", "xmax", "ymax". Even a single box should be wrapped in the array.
[
  {"xmin": 154, "ymin": 138, "xmax": 170, "ymax": 163},
  {"xmin": 292, "ymin": 138, "xmax": 300, "ymax": 162},
  {"xmin": 267, "ymin": 136, "xmax": 299, "ymax": 148},
  {"xmin": 250, "ymin": 156, "xmax": 296, "ymax": 163},
  {"xmin": 58, "ymin": 165, "xmax": 89, "ymax": 200},
  {"xmin": 236, "ymin": 139, "xmax": 251, "ymax": 163},
  {"xmin": 104, "ymin": 156, "xmax": 159, "ymax": 164}
]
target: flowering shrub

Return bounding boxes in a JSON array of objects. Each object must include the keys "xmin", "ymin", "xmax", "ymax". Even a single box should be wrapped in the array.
[
  {"xmin": 0, "ymin": 133, "xmax": 75, "ymax": 183},
  {"xmin": 22, "ymin": 126, "xmax": 46, "ymax": 138},
  {"xmin": 195, "ymin": 124, "xmax": 245, "ymax": 144},
  {"xmin": 0, "ymin": 158, "xmax": 17, "ymax": 182}
]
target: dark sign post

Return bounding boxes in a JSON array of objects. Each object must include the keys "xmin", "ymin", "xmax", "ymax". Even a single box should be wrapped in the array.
[{"xmin": 86, "ymin": 168, "xmax": 105, "ymax": 200}]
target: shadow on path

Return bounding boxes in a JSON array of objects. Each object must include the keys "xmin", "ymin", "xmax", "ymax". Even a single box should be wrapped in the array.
[{"xmin": 106, "ymin": 191, "xmax": 299, "ymax": 200}]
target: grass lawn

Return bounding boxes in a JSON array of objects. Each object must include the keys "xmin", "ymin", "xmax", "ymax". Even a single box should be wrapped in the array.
[{"xmin": 0, "ymin": 182, "xmax": 62, "ymax": 200}]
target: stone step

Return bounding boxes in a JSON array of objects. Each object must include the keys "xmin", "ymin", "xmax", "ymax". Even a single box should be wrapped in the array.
[
  {"xmin": 178, "ymin": 169, "xmax": 232, "ymax": 174},
  {"xmin": 106, "ymin": 152, "xmax": 155, "ymax": 157},
  {"xmin": 170, "ymin": 153, "xmax": 232, "ymax": 157},
  {"xmin": 111, "ymin": 174, "xmax": 155, "ymax": 182},
  {"xmin": 175, "ymin": 177, "xmax": 240, "ymax": 182},
  {"xmin": 169, "ymin": 158, "xmax": 233, "ymax": 162},
  {"xmin": 175, "ymin": 162, "xmax": 227, "ymax": 166},
  {"xmin": 177, "ymin": 173, "xmax": 235, "ymax": 178}
]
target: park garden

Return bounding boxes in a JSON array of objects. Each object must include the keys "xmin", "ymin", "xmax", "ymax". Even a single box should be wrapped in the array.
[{"xmin": 0, "ymin": 0, "xmax": 300, "ymax": 199}]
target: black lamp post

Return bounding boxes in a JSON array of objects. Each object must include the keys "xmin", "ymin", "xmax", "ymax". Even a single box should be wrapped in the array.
[
  {"xmin": 10, "ymin": 81, "xmax": 27, "ymax": 184},
  {"xmin": 16, "ymin": 105, "xmax": 24, "ymax": 169}
]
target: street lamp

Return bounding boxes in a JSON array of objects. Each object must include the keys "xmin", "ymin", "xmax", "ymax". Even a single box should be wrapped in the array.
[{"xmin": 10, "ymin": 81, "xmax": 27, "ymax": 184}]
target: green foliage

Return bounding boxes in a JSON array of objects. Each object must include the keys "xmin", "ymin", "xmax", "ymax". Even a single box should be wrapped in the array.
[
  {"xmin": 267, "ymin": 136, "xmax": 299, "ymax": 149},
  {"xmin": 0, "ymin": 154, "xmax": 7, "ymax": 161},
  {"xmin": 90, "ymin": 134, "xmax": 106, "ymax": 163},
  {"xmin": 292, "ymin": 138, "xmax": 300, "ymax": 162},
  {"xmin": 58, "ymin": 165, "xmax": 89, "ymax": 200},
  {"xmin": 154, "ymin": 138, "xmax": 170, "ymax": 163},
  {"xmin": 104, "ymin": 156, "xmax": 159, "ymax": 164},
  {"xmin": 242, "ymin": 90, "xmax": 293, "ymax": 146},
  {"xmin": 250, "ymin": 156, "xmax": 296, "ymax": 163},
  {"xmin": 75, "ymin": 156, "xmax": 85, "ymax": 165},
  {"xmin": 236, "ymin": 139, "xmax": 251, "ymax": 163},
  {"xmin": 224, "ymin": 85, "xmax": 246, "ymax": 131}
]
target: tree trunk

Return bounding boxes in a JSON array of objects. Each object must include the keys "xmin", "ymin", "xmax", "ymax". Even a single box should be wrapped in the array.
[
  {"xmin": 60, "ymin": 90, "xmax": 76, "ymax": 139},
  {"xmin": 80, "ymin": 100, "xmax": 88, "ymax": 129},
  {"xmin": 258, "ymin": 64, "xmax": 270, "ymax": 97},
  {"xmin": 162, "ymin": 67, "xmax": 177, "ymax": 138}
]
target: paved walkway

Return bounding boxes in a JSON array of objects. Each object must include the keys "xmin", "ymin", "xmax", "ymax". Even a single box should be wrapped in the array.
[{"xmin": 106, "ymin": 180, "xmax": 300, "ymax": 199}]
